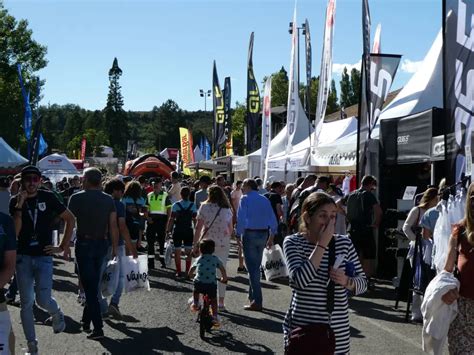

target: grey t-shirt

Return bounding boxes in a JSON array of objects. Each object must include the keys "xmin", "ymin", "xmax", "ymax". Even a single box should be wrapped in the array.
[
  {"xmin": 194, "ymin": 188, "xmax": 208, "ymax": 210},
  {"xmin": 68, "ymin": 190, "xmax": 115, "ymax": 239},
  {"xmin": 0, "ymin": 190, "xmax": 10, "ymax": 215}
]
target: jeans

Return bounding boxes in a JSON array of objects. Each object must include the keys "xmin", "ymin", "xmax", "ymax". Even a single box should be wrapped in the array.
[
  {"xmin": 242, "ymin": 230, "xmax": 268, "ymax": 306},
  {"xmin": 75, "ymin": 239, "xmax": 108, "ymax": 331},
  {"xmin": 16, "ymin": 255, "xmax": 61, "ymax": 342},
  {"xmin": 99, "ymin": 245, "xmax": 125, "ymax": 312}
]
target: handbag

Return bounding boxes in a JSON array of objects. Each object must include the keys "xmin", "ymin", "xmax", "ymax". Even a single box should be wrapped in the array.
[{"xmin": 285, "ymin": 239, "xmax": 337, "ymax": 355}]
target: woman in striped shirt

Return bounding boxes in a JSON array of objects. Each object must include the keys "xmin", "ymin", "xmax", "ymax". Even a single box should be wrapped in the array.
[{"xmin": 283, "ymin": 192, "xmax": 367, "ymax": 354}]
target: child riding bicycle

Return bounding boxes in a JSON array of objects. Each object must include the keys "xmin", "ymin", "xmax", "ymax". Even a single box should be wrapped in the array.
[{"xmin": 188, "ymin": 239, "xmax": 228, "ymax": 327}]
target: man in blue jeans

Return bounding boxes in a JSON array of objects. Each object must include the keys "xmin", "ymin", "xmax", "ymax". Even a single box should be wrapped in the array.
[
  {"xmin": 68, "ymin": 168, "xmax": 119, "ymax": 340},
  {"xmin": 10, "ymin": 165, "xmax": 75, "ymax": 354},
  {"xmin": 236, "ymin": 178, "xmax": 277, "ymax": 311}
]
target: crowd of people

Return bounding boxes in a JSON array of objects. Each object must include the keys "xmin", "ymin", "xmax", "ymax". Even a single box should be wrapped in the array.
[{"xmin": 0, "ymin": 166, "xmax": 472, "ymax": 354}]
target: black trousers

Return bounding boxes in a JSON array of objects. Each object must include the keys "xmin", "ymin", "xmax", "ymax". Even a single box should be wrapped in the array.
[{"xmin": 146, "ymin": 214, "xmax": 167, "ymax": 258}]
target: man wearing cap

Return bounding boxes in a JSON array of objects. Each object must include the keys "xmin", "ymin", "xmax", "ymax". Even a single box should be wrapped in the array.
[
  {"xmin": 68, "ymin": 167, "xmax": 119, "ymax": 340},
  {"xmin": 146, "ymin": 178, "xmax": 171, "ymax": 269},
  {"xmin": 10, "ymin": 165, "xmax": 75, "ymax": 354}
]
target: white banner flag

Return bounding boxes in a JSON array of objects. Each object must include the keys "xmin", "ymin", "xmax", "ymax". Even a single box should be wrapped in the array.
[
  {"xmin": 312, "ymin": 0, "xmax": 336, "ymax": 148},
  {"xmin": 372, "ymin": 23, "xmax": 381, "ymax": 54},
  {"xmin": 261, "ymin": 76, "xmax": 272, "ymax": 182},
  {"xmin": 285, "ymin": 6, "xmax": 300, "ymax": 156}
]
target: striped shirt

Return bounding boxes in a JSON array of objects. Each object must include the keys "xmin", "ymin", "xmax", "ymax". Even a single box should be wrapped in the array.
[{"xmin": 283, "ymin": 233, "xmax": 367, "ymax": 354}]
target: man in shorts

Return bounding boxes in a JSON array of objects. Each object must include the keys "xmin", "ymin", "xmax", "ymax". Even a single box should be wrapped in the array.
[{"xmin": 346, "ymin": 175, "xmax": 382, "ymax": 288}]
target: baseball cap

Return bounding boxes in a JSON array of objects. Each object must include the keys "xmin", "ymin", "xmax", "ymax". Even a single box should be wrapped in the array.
[{"xmin": 21, "ymin": 165, "xmax": 41, "ymax": 178}]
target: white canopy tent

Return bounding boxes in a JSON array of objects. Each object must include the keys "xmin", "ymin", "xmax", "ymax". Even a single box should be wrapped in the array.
[
  {"xmin": 0, "ymin": 137, "xmax": 28, "ymax": 168},
  {"xmin": 267, "ymin": 116, "xmax": 358, "ymax": 172},
  {"xmin": 38, "ymin": 153, "xmax": 79, "ymax": 182},
  {"xmin": 310, "ymin": 29, "xmax": 443, "ymax": 172}
]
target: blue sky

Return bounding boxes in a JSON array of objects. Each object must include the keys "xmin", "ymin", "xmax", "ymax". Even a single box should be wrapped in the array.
[{"xmin": 4, "ymin": 0, "xmax": 441, "ymax": 112}]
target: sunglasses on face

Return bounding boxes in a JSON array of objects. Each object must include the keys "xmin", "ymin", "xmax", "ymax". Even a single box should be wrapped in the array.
[{"xmin": 23, "ymin": 175, "xmax": 40, "ymax": 183}]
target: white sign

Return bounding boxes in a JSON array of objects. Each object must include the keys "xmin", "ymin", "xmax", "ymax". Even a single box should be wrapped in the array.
[
  {"xmin": 402, "ymin": 186, "xmax": 417, "ymax": 200},
  {"xmin": 465, "ymin": 145, "xmax": 472, "ymax": 176}
]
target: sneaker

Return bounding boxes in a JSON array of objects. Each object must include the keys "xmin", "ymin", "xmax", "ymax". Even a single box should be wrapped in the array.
[
  {"xmin": 108, "ymin": 303, "xmax": 122, "ymax": 319},
  {"xmin": 237, "ymin": 266, "xmax": 247, "ymax": 274},
  {"xmin": 52, "ymin": 310, "xmax": 66, "ymax": 334},
  {"xmin": 25, "ymin": 340, "xmax": 38, "ymax": 355},
  {"xmin": 87, "ymin": 329, "xmax": 104, "ymax": 340},
  {"xmin": 190, "ymin": 303, "xmax": 200, "ymax": 313},
  {"xmin": 77, "ymin": 292, "xmax": 86, "ymax": 306},
  {"xmin": 212, "ymin": 316, "xmax": 221, "ymax": 329},
  {"xmin": 218, "ymin": 304, "xmax": 227, "ymax": 312}
]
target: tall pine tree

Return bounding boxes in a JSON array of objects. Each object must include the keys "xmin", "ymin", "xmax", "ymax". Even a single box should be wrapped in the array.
[
  {"xmin": 104, "ymin": 57, "xmax": 128, "ymax": 155},
  {"xmin": 340, "ymin": 67, "xmax": 352, "ymax": 108}
]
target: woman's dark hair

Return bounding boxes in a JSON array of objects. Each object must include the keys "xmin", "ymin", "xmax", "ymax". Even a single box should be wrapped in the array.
[
  {"xmin": 104, "ymin": 178, "xmax": 125, "ymax": 195},
  {"xmin": 199, "ymin": 239, "xmax": 215, "ymax": 255},
  {"xmin": 206, "ymin": 185, "xmax": 231, "ymax": 208},
  {"xmin": 124, "ymin": 181, "xmax": 142, "ymax": 200},
  {"xmin": 299, "ymin": 192, "xmax": 337, "ymax": 233},
  {"xmin": 180, "ymin": 186, "xmax": 191, "ymax": 200}
]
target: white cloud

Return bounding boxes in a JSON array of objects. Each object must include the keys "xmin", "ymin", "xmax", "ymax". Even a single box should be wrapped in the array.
[
  {"xmin": 332, "ymin": 60, "xmax": 362, "ymax": 75},
  {"xmin": 400, "ymin": 59, "xmax": 423, "ymax": 74}
]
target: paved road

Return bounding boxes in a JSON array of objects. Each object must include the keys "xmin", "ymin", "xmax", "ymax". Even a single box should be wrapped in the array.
[{"xmin": 7, "ymin": 241, "xmax": 435, "ymax": 354}]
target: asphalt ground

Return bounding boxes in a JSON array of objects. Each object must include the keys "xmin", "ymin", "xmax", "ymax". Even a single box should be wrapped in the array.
[{"xmin": 7, "ymin": 240, "xmax": 438, "ymax": 354}]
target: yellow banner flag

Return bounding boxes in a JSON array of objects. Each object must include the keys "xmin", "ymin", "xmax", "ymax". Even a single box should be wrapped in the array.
[{"xmin": 179, "ymin": 127, "xmax": 194, "ymax": 175}]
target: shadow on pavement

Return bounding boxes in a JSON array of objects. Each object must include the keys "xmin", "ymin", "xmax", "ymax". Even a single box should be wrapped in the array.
[
  {"xmin": 98, "ymin": 324, "xmax": 209, "ymax": 354},
  {"xmin": 203, "ymin": 329, "xmax": 274, "ymax": 354},
  {"xmin": 53, "ymin": 279, "xmax": 78, "ymax": 294},
  {"xmin": 349, "ymin": 325, "xmax": 365, "ymax": 338},
  {"xmin": 230, "ymin": 276, "xmax": 281, "ymax": 290},
  {"xmin": 261, "ymin": 308, "xmax": 286, "ymax": 321},
  {"xmin": 222, "ymin": 311, "xmax": 283, "ymax": 334}
]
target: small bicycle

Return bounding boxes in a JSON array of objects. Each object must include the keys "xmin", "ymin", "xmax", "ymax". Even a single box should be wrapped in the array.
[
  {"xmin": 198, "ymin": 291, "xmax": 213, "ymax": 339},
  {"xmin": 197, "ymin": 278, "xmax": 227, "ymax": 339}
]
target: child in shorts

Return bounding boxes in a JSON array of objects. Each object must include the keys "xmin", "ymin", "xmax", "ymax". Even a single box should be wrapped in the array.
[{"xmin": 188, "ymin": 239, "xmax": 228, "ymax": 327}]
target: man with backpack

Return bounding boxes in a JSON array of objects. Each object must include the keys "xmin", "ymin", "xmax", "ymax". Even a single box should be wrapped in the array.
[
  {"xmin": 346, "ymin": 175, "xmax": 382, "ymax": 289},
  {"xmin": 166, "ymin": 187, "xmax": 197, "ymax": 278}
]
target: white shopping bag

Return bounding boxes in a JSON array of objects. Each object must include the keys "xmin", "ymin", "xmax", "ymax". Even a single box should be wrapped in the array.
[
  {"xmin": 101, "ymin": 257, "xmax": 119, "ymax": 297},
  {"xmin": 164, "ymin": 239, "xmax": 174, "ymax": 267},
  {"xmin": 122, "ymin": 255, "xmax": 150, "ymax": 293},
  {"xmin": 261, "ymin": 245, "xmax": 289, "ymax": 281}
]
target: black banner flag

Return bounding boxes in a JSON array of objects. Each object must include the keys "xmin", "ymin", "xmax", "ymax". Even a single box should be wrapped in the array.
[
  {"xmin": 246, "ymin": 32, "xmax": 261, "ymax": 153},
  {"xmin": 212, "ymin": 61, "xmax": 225, "ymax": 154},
  {"xmin": 443, "ymin": 0, "xmax": 474, "ymax": 182}
]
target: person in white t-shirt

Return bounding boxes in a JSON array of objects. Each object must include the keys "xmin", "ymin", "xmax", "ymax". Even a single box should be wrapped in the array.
[
  {"xmin": 167, "ymin": 172, "xmax": 182, "ymax": 204},
  {"xmin": 230, "ymin": 181, "xmax": 246, "ymax": 273}
]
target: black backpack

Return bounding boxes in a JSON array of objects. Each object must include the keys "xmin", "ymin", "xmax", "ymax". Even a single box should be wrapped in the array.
[{"xmin": 174, "ymin": 202, "xmax": 194, "ymax": 229}]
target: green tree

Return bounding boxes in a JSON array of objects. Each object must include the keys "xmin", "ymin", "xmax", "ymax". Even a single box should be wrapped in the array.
[
  {"xmin": 231, "ymin": 102, "xmax": 246, "ymax": 155},
  {"xmin": 339, "ymin": 67, "xmax": 351, "ymax": 108},
  {"xmin": 152, "ymin": 100, "xmax": 184, "ymax": 151},
  {"xmin": 327, "ymin": 79, "xmax": 339, "ymax": 114},
  {"xmin": 263, "ymin": 66, "xmax": 288, "ymax": 107},
  {"xmin": 0, "ymin": 3, "xmax": 47, "ymax": 150},
  {"xmin": 104, "ymin": 57, "xmax": 129, "ymax": 155},
  {"xmin": 349, "ymin": 68, "xmax": 361, "ymax": 105}
]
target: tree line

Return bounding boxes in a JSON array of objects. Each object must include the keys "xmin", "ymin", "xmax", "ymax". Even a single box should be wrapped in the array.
[{"xmin": 1, "ymin": 3, "xmax": 361, "ymax": 159}]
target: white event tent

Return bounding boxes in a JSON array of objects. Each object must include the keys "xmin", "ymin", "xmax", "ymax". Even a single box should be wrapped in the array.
[
  {"xmin": 0, "ymin": 137, "xmax": 28, "ymax": 168},
  {"xmin": 311, "ymin": 29, "xmax": 443, "ymax": 172}
]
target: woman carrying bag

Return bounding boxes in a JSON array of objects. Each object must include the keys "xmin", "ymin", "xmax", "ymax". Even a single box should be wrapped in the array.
[
  {"xmin": 193, "ymin": 185, "xmax": 233, "ymax": 311},
  {"xmin": 402, "ymin": 188, "xmax": 438, "ymax": 322},
  {"xmin": 283, "ymin": 192, "xmax": 367, "ymax": 354}
]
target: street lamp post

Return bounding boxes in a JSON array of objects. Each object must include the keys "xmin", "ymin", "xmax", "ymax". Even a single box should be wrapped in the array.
[
  {"xmin": 199, "ymin": 89, "xmax": 211, "ymax": 111},
  {"xmin": 289, "ymin": 22, "xmax": 310, "ymax": 118}
]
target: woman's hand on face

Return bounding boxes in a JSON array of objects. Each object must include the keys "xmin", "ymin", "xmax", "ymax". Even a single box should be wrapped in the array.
[
  {"xmin": 441, "ymin": 288, "xmax": 459, "ymax": 305},
  {"xmin": 329, "ymin": 267, "xmax": 348, "ymax": 287},
  {"xmin": 319, "ymin": 216, "xmax": 335, "ymax": 247}
]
